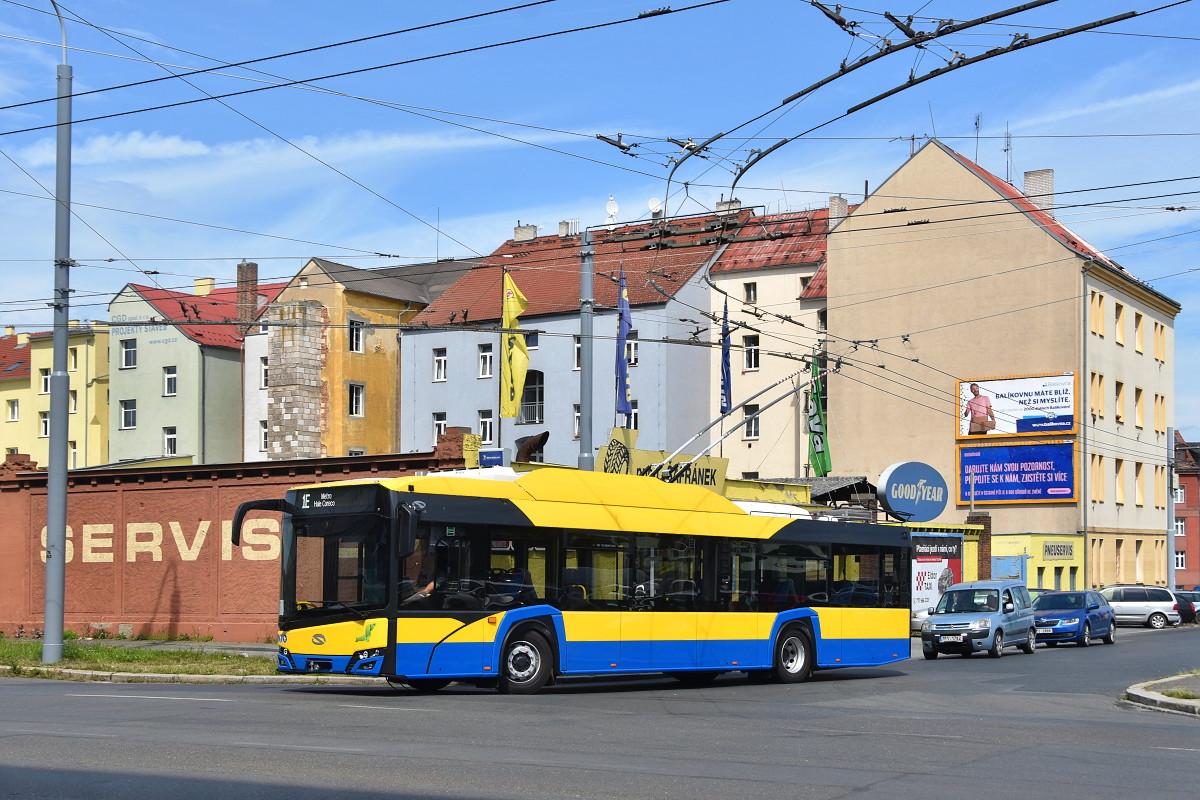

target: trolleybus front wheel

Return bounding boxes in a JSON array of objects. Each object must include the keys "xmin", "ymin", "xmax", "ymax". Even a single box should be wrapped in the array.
[
  {"xmin": 499, "ymin": 629, "xmax": 552, "ymax": 694},
  {"xmin": 773, "ymin": 625, "xmax": 814, "ymax": 683}
]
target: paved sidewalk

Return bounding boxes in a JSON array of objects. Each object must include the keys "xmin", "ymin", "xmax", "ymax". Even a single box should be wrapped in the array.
[
  {"xmin": 0, "ymin": 663, "xmax": 380, "ymax": 686},
  {"xmin": 1124, "ymin": 672, "xmax": 1200, "ymax": 717},
  {"xmin": 71, "ymin": 638, "xmax": 276, "ymax": 656}
]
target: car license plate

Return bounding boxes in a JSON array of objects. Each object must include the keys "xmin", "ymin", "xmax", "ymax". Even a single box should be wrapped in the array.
[
  {"xmin": 938, "ymin": 634, "xmax": 963, "ymax": 642},
  {"xmin": 1036, "ymin": 627, "xmax": 1053, "ymax": 634}
]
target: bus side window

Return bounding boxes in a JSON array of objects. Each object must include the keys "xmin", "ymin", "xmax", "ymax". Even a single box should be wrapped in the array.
[
  {"xmin": 717, "ymin": 540, "xmax": 759, "ymax": 612},
  {"xmin": 832, "ymin": 544, "xmax": 882, "ymax": 607},
  {"xmin": 562, "ymin": 531, "xmax": 633, "ymax": 610}
]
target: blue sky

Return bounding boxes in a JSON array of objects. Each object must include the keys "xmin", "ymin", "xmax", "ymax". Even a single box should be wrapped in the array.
[{"xmin": 1, "ymin": 0, "xmax": 1198, "ymax": 435}]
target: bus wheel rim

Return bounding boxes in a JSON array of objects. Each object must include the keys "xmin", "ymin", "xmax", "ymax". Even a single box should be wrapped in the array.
[
  {"xmin": 507, "ymin": 642, "xmax": 539, "ymax": 682},
  {"xmin": 781, "ymin": 636, "xmax": 805, "ymax": 673}
]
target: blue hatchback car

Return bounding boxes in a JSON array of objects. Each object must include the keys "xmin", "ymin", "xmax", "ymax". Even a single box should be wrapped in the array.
[{"xmin": 1032, "ymin": 590, "xmax": 1116, "ymax": 646}]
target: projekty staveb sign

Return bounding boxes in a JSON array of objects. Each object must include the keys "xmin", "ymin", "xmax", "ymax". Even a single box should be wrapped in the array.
[{"xmin": 877, "ymin": 461, "xmax": 949, "ymax": 522}]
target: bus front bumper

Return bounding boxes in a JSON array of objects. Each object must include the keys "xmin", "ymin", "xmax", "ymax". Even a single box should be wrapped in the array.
[{"xmin": 277, "ymin": 647, "xmax": 386, "ymax": 676}]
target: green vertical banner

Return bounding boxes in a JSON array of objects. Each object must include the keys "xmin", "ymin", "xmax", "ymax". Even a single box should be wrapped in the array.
[{"xmin": 807, "ymin": 357, "xmax": 832, "ymax": 477}]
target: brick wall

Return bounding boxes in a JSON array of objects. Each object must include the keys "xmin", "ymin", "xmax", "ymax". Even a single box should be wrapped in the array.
[
  {"xmin": 966, "ymin": 511, "xmax": 992, "ymax": 579},
  {"xmin": 268, "ymin": 301, "xmax": 328, "ymax": 460}
]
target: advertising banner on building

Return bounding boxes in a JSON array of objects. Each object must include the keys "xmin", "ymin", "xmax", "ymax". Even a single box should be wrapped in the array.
[
  {"xmin": 911, "ymin": 535, "xmax": 963, "ymax": 613},
  {"xmin": 956, "ymin": 373, "xmax": 1076, "ymax": 439},
  {"xmin": 957, "ymin": 440, "xmax": 1076, "ymax": 505}
]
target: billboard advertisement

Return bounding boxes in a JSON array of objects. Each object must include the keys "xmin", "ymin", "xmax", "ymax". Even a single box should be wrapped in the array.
[
  {"xmin": 957, "ymin": 440, "xmax": 1077, "ymax": 505},
  {"xmin": 911, "ymin": 535, "xmax": 963, "ymax": 614},
  {"xmin": 956, "ymin": 373, "xmax": 1076, "ymax": 439}
]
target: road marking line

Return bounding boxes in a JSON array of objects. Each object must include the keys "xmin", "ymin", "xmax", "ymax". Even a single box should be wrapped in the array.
[
  {"xmin": 4, "ymin": 729, "xmax": 116, "ymax": 739},
  {"xmin": 67, "ymin": 693, "xmax": 234, "ymax": 702},
  {"xmin": 1153, "ymin": 746, "xmax": 1200, "ymax": 753},
  {"xmin": 230, "ymin": 741, "xmax": 365, "ymax": 753},
  {"xmin": 820, "ymin": 729, "xmax": 963, "ymax": 740},
  {"xmin": 337, "ymin": 704, "xmax": 446, "ymax": 712}
]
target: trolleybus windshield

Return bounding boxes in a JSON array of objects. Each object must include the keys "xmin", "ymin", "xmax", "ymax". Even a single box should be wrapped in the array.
[{"xmin": 281, "ymin": 510, "xmax": 390, "ymax": 623}]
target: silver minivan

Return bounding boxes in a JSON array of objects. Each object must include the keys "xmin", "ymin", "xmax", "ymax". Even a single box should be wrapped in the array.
[{"xmin": 1098, "ymin": 585, "xmax": 1181, "ymax": 628}]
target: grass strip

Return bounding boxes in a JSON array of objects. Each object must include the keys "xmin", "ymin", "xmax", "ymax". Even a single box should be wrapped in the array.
[
  {"xmin": 0, "ymin": 640, "xmax": 277, "ymax": 676},
  {"xmin": 1161, "ymin": 688, "xmax": 1200, "ymax": 700}
]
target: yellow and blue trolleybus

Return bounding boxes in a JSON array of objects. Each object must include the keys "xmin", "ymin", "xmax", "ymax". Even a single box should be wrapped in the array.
[{"xmin": 233, "ymin": 467, "xmax": 912, "ymax": 693}]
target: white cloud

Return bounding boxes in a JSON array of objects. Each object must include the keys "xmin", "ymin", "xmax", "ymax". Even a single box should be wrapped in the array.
[
  {"xmin": 1012, "ymin": 77, "xmax": 1200, "ymax": 131},
  {"xmin": 18, "ymin": 131, "xmax": 211, "ymax": 168}
]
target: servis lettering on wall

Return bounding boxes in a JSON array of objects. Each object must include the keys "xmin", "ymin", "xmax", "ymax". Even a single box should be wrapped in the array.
[{"xmin": 39, "ymin": 518, "xmax": 280, "ymax": 563}]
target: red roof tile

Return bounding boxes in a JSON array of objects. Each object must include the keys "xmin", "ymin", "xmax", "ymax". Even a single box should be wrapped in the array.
[
  {"xmin": 710, "ymin": 209, "xmax": 838, "ymax": 275},
  {"xmin": 0, "ymin": 334, "xmax": 29, "ymax": 380},
  {"xmin": 800, "ymin": 263, "xmax": 827, "ymax": 300},
  {"xmin": 935, "ymin": 142, "xmax": 1115, "ymax": 268},
  {"xmin": 414, "ymin": 212, "xmax": 749, "ymax": 325},
  {"xmin": 129, "ymin": 282, "xmax": 288, "ymax": 349}
]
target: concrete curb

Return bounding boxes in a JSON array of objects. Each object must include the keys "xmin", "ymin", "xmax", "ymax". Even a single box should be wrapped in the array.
[
  {"xmin": 0, "ymin": 664, "xmax": 381, "ymax": 686},
  {"xmin": 1124, "ymin": 676, "xmax": 1200, "ymax": 717}
]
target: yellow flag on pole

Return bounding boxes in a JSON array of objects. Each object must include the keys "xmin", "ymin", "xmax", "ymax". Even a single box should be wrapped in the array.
[{"xmin": 500, "ymin": 271, "xmax": 529, "ymax": 418}]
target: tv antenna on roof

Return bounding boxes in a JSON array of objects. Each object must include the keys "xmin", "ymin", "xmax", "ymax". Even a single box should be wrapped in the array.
[
  {"xmin": 605, "ymin": 195, "xmax": 620, "ymax": 228},
  {"xmin": 647, "ymin": 196, "xmax": 663, "ymax": 219}
]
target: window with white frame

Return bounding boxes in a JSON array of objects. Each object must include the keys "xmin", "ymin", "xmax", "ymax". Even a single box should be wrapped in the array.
[
  {"xmin": 519, "ymin": 370, "xmax": 544, "ymax": 424},
  {"xmin": 625, "ymin": 331, "xmax": 639, "ymax": 366},
  {"xmin": 348, "ymin": 448, "xmax": 366, "ymax": 457},
  {"xmin": 433, "ymin": 348, "xmax": 447, "ymax": 382},
  {"xmin": 743, "ymin": 335, "xmax": 760, "ymax": 370},
  {"xmin": 629, "ymin": 399, "xmax": 639, "ymax": 430},
  {"xmin": 1176, "ymin": 551, "xmax": 1187, "ymax": 571},
  {"xmin": 433, "ymin": 412, "xmax": 447, "ymax": 445},
  {"xmin": 257, "ymin": 357, "xmax": 268, "ymax": 389},
  {"xmin": 163, "ymin": 426, "xmax": 177, "ymax": 457},
  {"xmin": 526, "ymin": 332, "xmax": 539, "ymax": 349},
  {"xmin": 5, "ymin": 399, "xmax": 17, "ymax": 421},
  {"xmin": 1174, "ymin": 486, "xmax": 1185, "ymax": 504},
  {"xmin": 120, "ymin": 339, "xmax": 137, "ymax": 368},
  {"xmin": 348, "ymin": 383, "xmax": 364, "ymax": 417},
  {"xmin": 68, "ymin": 440, "xmax": 76, "ymax": 468},
  {"xmin": 478, "ymin": 343, "xmax": 493, "ymax": 378},
  {"xmin": 743, "ymin": 282, "xmax": 757, "ymax": 304},
  {"xmin": 743, "ymin": 403, "xmax": 760, "ymax": 440},
  {"xmin": 39, "ymin": 368, "xmax": 50, "ymax": 394},
  {"xmin": 163, "ymin": 365, "xmax": 177, "ymax": 397},
  {"xmin": 573, "ymin": 336, "xmax": 581, "ymax": 370},
  {"xmin": 259, "ymin": 420, "xmax": 268, "ymax": 452},
  {"xmin": 38, "ymin": 411, "xmax": 49, "ymax": 438},
  {"xmin": 1175, "ymin": 520, "xmax": 1186, "ymax": 537},
  {"xmin": 348, "ymin": 319, "xmax": 365, "ymax": 353},
  {"xmin": 119, "ymin": 400, "xmax": 136, "ymax": 430},
  {"xmin": 259, "ymin": 321, "xmax": 269, "ymax": 333},
  {"xmin": 478, "ymin": 409, "xmax": 494, "ymax": 444},
  {"xmin": 68, "ymin": 347, "xmax": 78, "ymax": 371},
  {"xmin": 573, "ymin": 404, "xmax": 580, "ymax": 439},
  {"xmin": 5, "ymin": 447, "xmax": 16, "ymax": 455},
  {"xmin": 68, "ymin": 389, "xmax": 77, "ymax": 413}
]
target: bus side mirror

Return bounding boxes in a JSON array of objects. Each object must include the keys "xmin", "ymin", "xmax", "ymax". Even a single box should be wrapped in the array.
[
  {"xmin": 231, "ymin": 499, "xmax": 292, "ymax": 545},
  {"xmin": 397, "ymin": 502, "xmax": 421, "ymax": 557}
]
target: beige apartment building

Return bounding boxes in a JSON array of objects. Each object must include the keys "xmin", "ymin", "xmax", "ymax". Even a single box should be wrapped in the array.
[
  {"xmin": 706, "ymin": 207, "xmax": 839, "ymax": 479},
  {"xmin": 827, "ymin": 140, "xmax": 1179, "ymax": 589}
]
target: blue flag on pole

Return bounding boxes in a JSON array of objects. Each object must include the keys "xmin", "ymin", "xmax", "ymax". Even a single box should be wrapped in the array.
[
  {"xmin": 615, "ymin": 270, "xmax": 633, "ymax": 417},
  {"xmin": 720, "ymin": 298, "xmax": 732, "ymax": 414}
]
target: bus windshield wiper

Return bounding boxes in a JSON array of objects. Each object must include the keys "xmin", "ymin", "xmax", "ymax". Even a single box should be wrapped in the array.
[{"xmin": 314, "ymin": 600, "xmax": 371, "ymax": 619}]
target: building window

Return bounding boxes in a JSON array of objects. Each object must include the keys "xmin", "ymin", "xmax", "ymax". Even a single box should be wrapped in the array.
[
  {"xmin": 1090, "ymin": 454, "xmax": 1104, "ymax": 502},
  {"xmin": 258, "ymin": 358, "xmax": 268, "ymax": 389},
  {"xmin": 259, "ymin": 321, "xmax": 269, "ymax": 334},
  {"xmin": 817, "ymin": 308, "xmax": 828, "ymax": 331},
  {"xmin": 348, "ymin": 319, "xmax": 365, "ymax": 353},
  {"xmin": 1114, "ymin": 302, "xmax": 1125, "ymax": 345},
  {"xmin": 5, "ymin": 399, "xmax": 17, "ymax": 421},
  {"xmin": 68, "ymin": 347, "xmax": 78, "ymax": 371},
  {"xmin": 1176, "ymin": 552, "xmax": 1187, "ymax": 571},
  {"xmin": 163, "ymin": 365, "xmax": 177, "ymax": 397},
  {"xmin": 1154, "ymin": 465, "xmax": 1167, "ymax": 508},
  {"xmin": 1153, "ymin": 321, "xmax": 1165, "ymax": 362},
  {"xmin": 348, "ymin": 383, "xmax": 365, "ymax": 417},
  {"xmin": 38, "ymin": 411, "xmax": 49, "ymax": 438},
  {"xmin": 799, "ymin": 276, "xmax": 811, "ymax": 294},
  {"xmin": 433, "ymin": 412, "xmax": 447, "ymax": 445},
  {"xmin": 478, "ymin": 344, "xmax": 493, "ymax": 378},
  {"xmin": 478, "ymin": 409, "xmax": 494, "ymax": 445},
  {"xmin": 1135, "ymin": 462, "xmax": 1145, "ymax": 506},
  {"xmin": 348, "ymin": 448, "xmax": 366, "ymax": 456},
  {"xmin": 5, "ymin": 447, "xmax": 16, "ymax": 455},
  {"xmin": 1089, "ymin": 291, "xmax": 1105, "ymax": 336},
  {"xmin": 573, "ymin": 336, "xmax": 581, "ymax": 370},
  {"xmin": 1175, "ymin": 520, "xmax": 1186, "ymax": 537},
  {"xmin": 39, "ymin": 368, "xmax": 50, "ymax": 394},
  {"xmin": 573, "ymin": 404, "xmax": 580, "ymax": 439},
  {"xmin": 1133, "ymin": 312, "xmax": 1144, "ymax": 352},
  {"xmin": 119, "ymin": 400, "xmax": 136, "ymax": 430},
  {"xmin": 163, "ymin": 426, "xmax": 177, "ymax": 457},
  {"xmin": 743, "ymin": 282, "xmax": 758, "ymax": 304},
  {"xmin": 120, "ymin": 339, "xmax": 137, "ymax": 368},
  {"xmin": 68, "ymin": 440, "xmax": 76, "ymax": 468},
  {"xmin": 1154, "ymin": 393, "xmax": 1166, "ymax": 433},
  {"xmin": 627, "ymin": 399, "xmax": 640, "ymax": 430},
  {"xmin": 625, "ymin": 331, "xmax": 639, "ymax": 366},
  {"xmin": 742, "ymin": 471, "xmax": 760, "ymax": 480},
  {"xmin": 1174, "ymin": 486, "xmax": 1185, "ymax": 504},
  {"xmin": 1135, "ymin": 387, "xmax": 1144, "ymax": 428},
  {"xmin": 432, "ymin": 348, "xmax": 447, "ymax": 382},
  {"xmin": 68, "ymin": 389, "xmax": 77, "ymax": 414},
  {"xmin": 519, "ymin": 370, "xmax": 544, "ymax": 424},
  {"xmin": 259, "ymin": 420, "xmax": 268, "ymax": 452},
  {"xmin": 526, "ymin": 332, "xmax": 539, "ymax": 349},
  {"xmin": 743, "ymin": 403, "xmax": 760, "ymax": 440},
  {"xmin": 1115, "ymin": 459, "xmax": 1126, "ymax": 505},
  {"xmin": 1114, "ymin": 381, "xmax": 1125, "ymax": 423},
  {"xmin": 1089, "ymin": 373, "xmax": 1104, "ymax": 417},
  {"xmin": 743, "ymin": 335, "xmax": 760, "ymax": 370}
]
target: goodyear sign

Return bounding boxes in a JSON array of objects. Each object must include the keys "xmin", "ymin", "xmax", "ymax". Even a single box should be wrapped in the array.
[{"xmin": 877, "ymin": 461, "xmax": 949, "ymax": 522}]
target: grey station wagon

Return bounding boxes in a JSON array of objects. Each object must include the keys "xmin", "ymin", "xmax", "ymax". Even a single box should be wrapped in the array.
[{"xmin": 1098, "ymin": 585, "xmax": 1181, "ymax": 628}]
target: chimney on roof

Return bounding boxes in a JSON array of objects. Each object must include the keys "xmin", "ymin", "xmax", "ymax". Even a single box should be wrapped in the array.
[
  {"xmin": 237, "ymin": 260, "xmax": 259, "ymax": 324},
  {"xmin": 16, "ymin": 332, "xmax": 28, "ymax": 346},
  {"xmin": 828, "ymin": 194, "xmax": 849, "ymax": 226},
  {"xmin": 3, "ymin": 325, "xmax": 13, "ymax": 337},
  {"xmin": 193, "ymin": 277, "xmax": 215, "ymax": 297},
  {"xmin": 68, "ymin": 319, "xmax": 79, "ymax": 329},
  {"xmin": 513, "ymin": 221, "xmax": 538, "ymax": 242},
  {"xmin": 715, "ymin": 196, "xmax": 742, "ymax": 214},
  {"xmin": 1024, "ymin": 169, "xmax": 1055, "ymax": 218},
  {"xmin": 557, "ymin": 219, "xmax": 579, "ymax": 238}
]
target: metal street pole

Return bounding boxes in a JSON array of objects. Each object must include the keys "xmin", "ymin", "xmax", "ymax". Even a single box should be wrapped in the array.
[
  {"xmin": 1167, "ymin": 426, "xmax": 1177, "ymax": 592},
  {"xmin": 577, "ymin": 229, "xmax": 594, "ymax": 470},
  {"xmin": 43, "ymin": 0, "xmax": 72, "ymax": 665}
]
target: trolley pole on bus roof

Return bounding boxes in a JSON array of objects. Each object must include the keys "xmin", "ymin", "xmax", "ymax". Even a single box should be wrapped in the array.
[
  {"xmin": 578, "ymin": 229, "xmax": 595, "ymax": 470},
  {"xmin": 43, "ymin": 0, "xmax": 73, "ymax": 665}
]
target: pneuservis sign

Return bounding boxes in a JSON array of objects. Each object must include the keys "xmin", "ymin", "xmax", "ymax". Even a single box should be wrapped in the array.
[{"xmin": 877, "ymin": 461, "xmax": 949, "ymax": 522}]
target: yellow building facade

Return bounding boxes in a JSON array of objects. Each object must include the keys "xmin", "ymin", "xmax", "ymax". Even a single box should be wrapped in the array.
[{"xmin": 991, "ymin": 533, "xmax": 1087, "ymax": 591}]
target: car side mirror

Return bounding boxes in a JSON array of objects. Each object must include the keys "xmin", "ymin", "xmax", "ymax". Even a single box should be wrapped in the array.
[
  {"xmin": 1003, "ymin": 602, "xmax": 1015, "ymax": 613},
  {"xmin": 1089, "ymin": 603, "xmax": 1100, "ymax": 610},
  {"xmin": 927, "ymin": 607, "xmax": 935, "ymax": 615}
]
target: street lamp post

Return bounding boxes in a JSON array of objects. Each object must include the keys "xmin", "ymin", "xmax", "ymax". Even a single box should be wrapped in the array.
[{"xmin": 42, "ymin": 0, "xmax": 73, "ymax": 665}]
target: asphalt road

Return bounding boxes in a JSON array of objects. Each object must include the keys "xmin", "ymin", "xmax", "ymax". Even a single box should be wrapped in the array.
[{"xmin": 2, "ymin": 625, "xmax": 1198, "ymax": 800}]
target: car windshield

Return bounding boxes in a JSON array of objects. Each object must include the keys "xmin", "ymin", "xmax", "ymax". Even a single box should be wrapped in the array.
[
  {"xmin": 1033, "ymin": 592, "xmax": 1085, "ymax": 611},
  {"xmin": 935, "ymin": 589, "xmax": 999, "ymax": 614}
]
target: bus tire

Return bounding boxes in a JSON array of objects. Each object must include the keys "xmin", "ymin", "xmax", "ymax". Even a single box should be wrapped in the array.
[
  {"xmin": 406, "ymin": 678, "xmax": 451, "ymax": 693},
  {"xmin": 773, "ymin": 625, "xmax": 814, "ymax": 683},
  {"xmin": 499, "ymin": 629, "xmax": 552, "ymax": 694}
]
